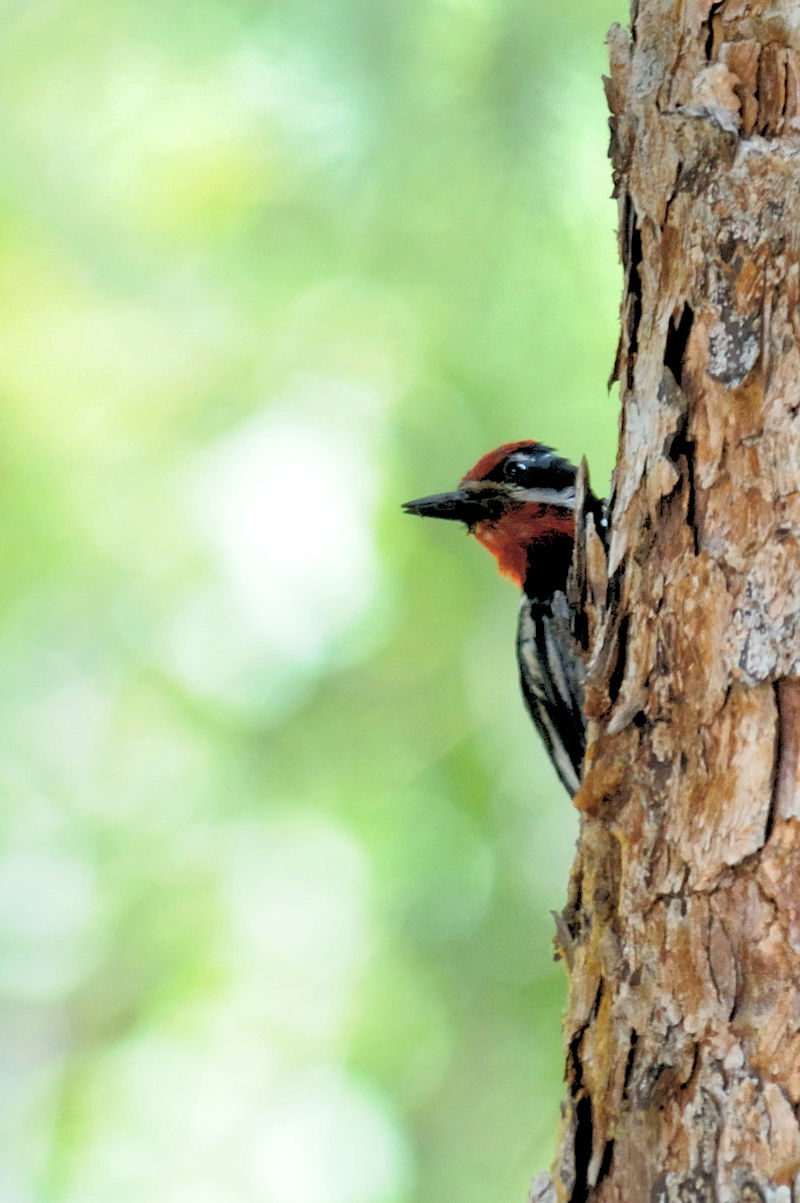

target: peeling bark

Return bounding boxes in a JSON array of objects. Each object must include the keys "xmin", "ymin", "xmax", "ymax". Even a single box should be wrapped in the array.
[{"xmin": 551, "ymin": 2, "xmax": 800, "ymax": 1199}]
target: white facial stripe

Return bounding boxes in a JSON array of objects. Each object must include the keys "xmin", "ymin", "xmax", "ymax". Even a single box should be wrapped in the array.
[
  {"xmin": 462, "ymin": 479, "xmax": 576, "ymax": 508},
  {"xmin": 511, "ymin": 485, "xmax": 576, "ymax": 508}
]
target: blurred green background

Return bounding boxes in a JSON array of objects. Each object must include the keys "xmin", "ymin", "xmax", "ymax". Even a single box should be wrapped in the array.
[{"xmin": 0, "ymin": 1, "xmax": 622, "ymax": 1201}]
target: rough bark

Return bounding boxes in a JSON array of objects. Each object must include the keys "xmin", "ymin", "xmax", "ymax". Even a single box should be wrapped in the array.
[{"xmin": 550, "ymin": 2, "xmax": 800, "ymax": 1200}]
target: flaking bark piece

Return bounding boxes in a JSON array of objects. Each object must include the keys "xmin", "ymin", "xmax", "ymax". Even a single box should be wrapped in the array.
[{"xmin": 567, "ymin": 457, "xmax": 608, "ymax": 656}]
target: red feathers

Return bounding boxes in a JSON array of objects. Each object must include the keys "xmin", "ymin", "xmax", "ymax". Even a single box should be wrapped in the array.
[
  {"xmin": 472, "ymin": 503, "xmax": 575, "ymax": 587},
  {"xmin": 460, "ymin": 441, "xmax": 539, "ymax": 483}
]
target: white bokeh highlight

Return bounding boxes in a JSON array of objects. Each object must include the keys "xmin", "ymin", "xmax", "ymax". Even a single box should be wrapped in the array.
[{"xmin": 167, "ymin": 377, "xmax": 382, "ymax": 716}]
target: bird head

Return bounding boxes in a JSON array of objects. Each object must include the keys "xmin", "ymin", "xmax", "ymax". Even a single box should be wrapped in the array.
[{"xmin": 403, "ymin": 441, "xmax": 577, "ymax": 596}]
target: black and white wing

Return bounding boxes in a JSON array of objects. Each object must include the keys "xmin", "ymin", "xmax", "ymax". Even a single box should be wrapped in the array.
[{"xmin": 517, "ymin": 591, "xmax": 586, "ymax": 796}]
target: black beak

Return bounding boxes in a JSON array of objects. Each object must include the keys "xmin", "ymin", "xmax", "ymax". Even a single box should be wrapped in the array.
[{"xmin": 402, "ymin": 487, "xmax": 502, "ymax": 525}]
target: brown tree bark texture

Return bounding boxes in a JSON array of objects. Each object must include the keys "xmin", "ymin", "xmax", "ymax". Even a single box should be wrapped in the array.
[{"xmin": 553, "ymin": 3, "xmax": 800, "ymax": 1201}]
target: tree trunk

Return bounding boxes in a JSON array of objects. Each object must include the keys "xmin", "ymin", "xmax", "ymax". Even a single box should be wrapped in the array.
[{"xmin": 550, "ymin": 2, "xmax": 800, "ymax": 1199}]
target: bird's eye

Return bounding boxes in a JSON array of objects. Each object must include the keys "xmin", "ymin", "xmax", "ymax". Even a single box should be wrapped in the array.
[{"xmin": 503, "ymin": 457, "xmax": 534, "ymax": 486}]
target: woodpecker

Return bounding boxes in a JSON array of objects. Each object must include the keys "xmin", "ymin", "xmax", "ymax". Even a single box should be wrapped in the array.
[{"xmin": 403, "ymin": 441, "xmax": 589, "ymax": 795}]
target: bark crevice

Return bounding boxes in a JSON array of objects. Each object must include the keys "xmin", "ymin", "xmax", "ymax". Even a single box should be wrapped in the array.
[{"xmin": 664, "ymin": 303, "xmax": 694, "ymax": 390}]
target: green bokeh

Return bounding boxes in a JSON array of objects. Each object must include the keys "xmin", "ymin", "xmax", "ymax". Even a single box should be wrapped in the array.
[{"xmin": 0, "ymin": 1, "xmax": 623, "ymax": 1200}]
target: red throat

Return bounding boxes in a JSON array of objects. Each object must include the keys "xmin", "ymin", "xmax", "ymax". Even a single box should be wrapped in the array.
[{"xmin": 472, "ymin": 505, "xmax": 575, "ymax": 587}]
